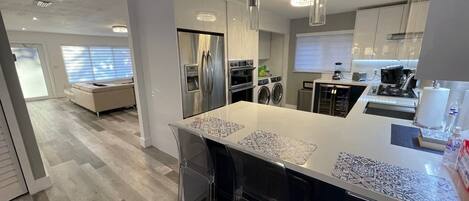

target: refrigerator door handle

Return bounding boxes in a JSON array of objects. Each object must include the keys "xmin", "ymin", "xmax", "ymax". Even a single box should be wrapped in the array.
[
  {"xmin": 201, "ymin": 51, "xmax": 208, "ymax": 94},
  {"xmin": 207, "ymin": 50, "xmax": 214, "ymax": 94}
]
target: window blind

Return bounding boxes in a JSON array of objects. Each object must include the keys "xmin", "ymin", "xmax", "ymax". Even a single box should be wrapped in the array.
[
  {"xmin": 294, "ymin": 32, "xmax": 353, "ymax": 73},
  {"xmin": 62, "ymin": 46, "xmax": 133, "ymax": 83}
]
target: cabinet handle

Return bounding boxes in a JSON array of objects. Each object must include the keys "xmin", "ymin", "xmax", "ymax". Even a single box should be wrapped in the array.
[{"xmin": 346, "ymin": 191, "xmax": 374, "ymax": 201}]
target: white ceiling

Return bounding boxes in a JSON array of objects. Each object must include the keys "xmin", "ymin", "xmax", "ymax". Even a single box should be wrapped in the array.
[
  {"xmin": 0, "ymin": 0, "xmax": 403, "ymax": 37},
  {"xmin": 0, "ymin": 0, "xmax": 129, "ymax": 37},
  {"xmin": 262, "ymin": 0, "xmax": 404, "ymax": 19}
]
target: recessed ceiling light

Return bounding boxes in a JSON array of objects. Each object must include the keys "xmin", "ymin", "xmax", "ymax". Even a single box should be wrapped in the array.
[
  {"xmin": 290, "ymin": 0, "xmax": 312, "ymax": 7},
  {"xmin": 33, "ymin": 17, "xmax": 38, "ymax": 21},
  {"xmin": 112, "ymin": 25, "xmax": 128, "ymax": 33},
  {"xmin": 21, "ymin": 27, "xmax": 27, "ymax": 31},
  {"xmin": 196, "ymin": 12, "xmax": 217, "ymax": 22},
  {"xmin": 34, "ymin": 0, "xmax": 53, "ymax": 8}
]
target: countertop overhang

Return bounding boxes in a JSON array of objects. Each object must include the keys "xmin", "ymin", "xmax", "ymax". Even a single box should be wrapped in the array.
[{"xmin": 170, "ymin": 81, "xmax": 469, "ymax": 201}]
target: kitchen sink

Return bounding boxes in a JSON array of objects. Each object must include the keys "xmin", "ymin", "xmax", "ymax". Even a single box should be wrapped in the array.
[{"xmin": 364, "ymin": 102, "xmax": 416, "ymax": 120}]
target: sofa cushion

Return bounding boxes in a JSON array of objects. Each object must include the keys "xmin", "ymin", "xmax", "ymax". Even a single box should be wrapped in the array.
[{"xmin": 73, "ymin": 83, "xmax": 134, "ymax": 93}]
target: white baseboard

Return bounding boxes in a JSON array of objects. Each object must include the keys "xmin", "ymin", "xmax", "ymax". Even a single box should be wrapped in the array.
[
  {"xmin": 284, "ymin": 104, "xmax": 297, "ymax": 109},
  {"xmin": 140, "ymin": 137, "xmax": 151, "ymax": 148},
  {"xmin": 28, "ymin": 176, "xmax": 51, "ymax": 195}
]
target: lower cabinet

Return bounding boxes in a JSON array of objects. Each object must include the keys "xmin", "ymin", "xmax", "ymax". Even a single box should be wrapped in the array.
[
  {"xmin": 206, "ymin": 139, "xmax": 367, "ymax": 201},
  {"xmin": 287, "ymin": 169, "xmax": 366, "ymax": 201}
]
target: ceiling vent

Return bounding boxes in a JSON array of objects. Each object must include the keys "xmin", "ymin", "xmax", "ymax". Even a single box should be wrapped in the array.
[{"xmin": 34, "ymin": 0, "xmax": 53, "ymax": 8}]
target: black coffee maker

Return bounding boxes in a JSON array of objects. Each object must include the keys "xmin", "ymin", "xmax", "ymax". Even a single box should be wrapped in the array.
[
  {"xmin": 378, "ymin": 65, "xmax": 417, "ymax": 98},
  {"xmin": 381, "ymin": 65, "xmax": 404, "ymax": 86}
]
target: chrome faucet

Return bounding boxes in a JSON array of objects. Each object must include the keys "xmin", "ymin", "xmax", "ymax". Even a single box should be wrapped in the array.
[{"xmin": 401, "ymin": 73, "xmax": 415, "ymax": 90}]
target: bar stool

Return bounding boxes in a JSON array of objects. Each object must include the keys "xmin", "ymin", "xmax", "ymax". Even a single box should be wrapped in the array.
[
  {"xmin": 170, "ymin": 126, "xmax": 215, "ymax": 201},
  {"xmin": 226, "ymin": 145, "xmax": 290, "ymax": 201},
  {"xmin": 206, "ymin": 140, "xmax": 236, "ymax": 201}
]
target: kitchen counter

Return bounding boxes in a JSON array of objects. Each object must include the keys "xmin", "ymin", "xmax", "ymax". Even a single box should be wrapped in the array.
[
  {"xmin": 314, "ymin": 79, "xmax": 418, "ymax": 107},
  {"xmin": 314, "ymin": 78, "xmax": 372, "ymax": 87},
  {"xmin": 170, "ymin": 84, "xmax": 469, "ymax": 201}
]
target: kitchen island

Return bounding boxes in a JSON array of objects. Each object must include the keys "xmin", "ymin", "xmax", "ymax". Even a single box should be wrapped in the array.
[{"xmin": 169, "ymin": 84, "xmax": 469, "ymax": 201}]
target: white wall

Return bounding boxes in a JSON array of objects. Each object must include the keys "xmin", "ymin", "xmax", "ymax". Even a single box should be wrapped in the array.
[
  {"xmin": 6, "ymin": 31, "xmax": 129, "ymax": 97},
  {"xmin": 127, "ymin": 0, "xmax": 182, "ymax": 157},
  {"xmin": 260, "ymin": 9, "xmax": 290, "ymax": 35}
]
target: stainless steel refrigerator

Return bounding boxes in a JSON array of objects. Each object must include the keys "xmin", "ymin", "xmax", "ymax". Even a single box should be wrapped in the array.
[{"xmin": 177, "ymin": 30, "xmax": 226, "ymax": 118}]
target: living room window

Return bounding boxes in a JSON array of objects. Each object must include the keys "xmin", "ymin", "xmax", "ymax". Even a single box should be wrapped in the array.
[{"xmin": 61, "ymin": 46, "xmax": 134, "ymax": 83}]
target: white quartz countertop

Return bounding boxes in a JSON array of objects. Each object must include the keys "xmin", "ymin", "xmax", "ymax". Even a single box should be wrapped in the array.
[
  {"xmin": 314, "ymin": 78, "xmax": 372, "ymax": 86},
  {"xmin": 170, "ymin": 83, "xmax": 469, "ymax": 201}
]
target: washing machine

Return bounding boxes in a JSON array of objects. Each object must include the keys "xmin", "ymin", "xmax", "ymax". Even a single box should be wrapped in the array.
[
  {"xmin": 269, "ymin": 76, "xmax": 284, "ymax": 107},
  {"xmin": 256, "ymin": 78, "xmax": 271, "ymax": 105}
]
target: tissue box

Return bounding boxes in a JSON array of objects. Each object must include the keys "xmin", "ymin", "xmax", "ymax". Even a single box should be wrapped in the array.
[{"xmin": 457, "ymin": 140, "xmax": 469, "ymax": 191}]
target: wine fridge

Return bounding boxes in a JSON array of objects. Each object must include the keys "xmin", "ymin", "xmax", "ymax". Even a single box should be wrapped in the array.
[{"xmin": 316, "ymin": 84, "xmax": 351, "ymax": 117}]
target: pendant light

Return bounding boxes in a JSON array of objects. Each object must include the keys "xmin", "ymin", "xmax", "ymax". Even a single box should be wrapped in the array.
[
  {"xmin": 247, "ymin": 0, "xmax": 260, "ymax": 31},
  {"xmin": 309, "ymin": 0, "xmax": 326, "ymax": 26}
]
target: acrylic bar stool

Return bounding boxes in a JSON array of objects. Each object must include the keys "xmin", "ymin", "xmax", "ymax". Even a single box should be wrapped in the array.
[
  {"xmin": 170, "ymin": 126, "xmax": 215, "ymax": 201},
  {"xmin": 226, "ymin": 145, "xmax": 290, "ymax": 201}
]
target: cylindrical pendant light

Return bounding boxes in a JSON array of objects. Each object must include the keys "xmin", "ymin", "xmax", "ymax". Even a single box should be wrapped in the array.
[
  {"xmin": 247, "ymin": 0, "xmax": 260, "ymax": 31},
  {"xmin": 309, "ymin": 0, "xmax": 326, "ymax": 26}
]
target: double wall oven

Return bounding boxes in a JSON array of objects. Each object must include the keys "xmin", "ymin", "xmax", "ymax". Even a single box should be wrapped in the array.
[{"xmin": 229, "ymin": 60, "xmax": 255, "ymax": 103}]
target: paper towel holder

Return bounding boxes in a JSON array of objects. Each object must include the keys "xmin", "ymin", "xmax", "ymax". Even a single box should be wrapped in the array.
[
  {"xmin": 432, "ymin": 80, "xmax": 440, "ymax": 89},
  {"xmin": 413, "ymin": 80, "xmax": 446, "ymax": 130}
]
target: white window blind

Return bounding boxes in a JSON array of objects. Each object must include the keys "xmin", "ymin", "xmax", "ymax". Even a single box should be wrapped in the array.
[
  {"xmin": 62, "ymin": 46, "xmax": 133, "ymax": 83},
  {"xmin": 294, "ymin": 31, "xmax": 353, "ymax": 73}
]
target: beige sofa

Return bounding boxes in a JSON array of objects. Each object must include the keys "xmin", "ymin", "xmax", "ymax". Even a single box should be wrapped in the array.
[{"xmin": 67, "ymin": 82, "xmax": 136, "ymax": 116}]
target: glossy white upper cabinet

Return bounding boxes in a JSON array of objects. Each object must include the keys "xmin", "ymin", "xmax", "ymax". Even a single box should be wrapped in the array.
[
  {"xmin": 374, "ymin": 5, "xmax": 405, "ymax": 59},
  {"xmin": 174, "ymin": 0, "xmax": 226, "ymax": 34},
  {"xmin": 417, "ymin": 0, "xmax": 469, "ymax": 81},
  {"xmin": 227, "ymin": 0, "xmax": 258, "ymax": 60},
  {"xmin": 406, "ymin": 1, "xmax": 429, "ymax": 33},
  {"xmin": 352, "ymin": 8, "xmax": 379, "ymax": 60},
  {"xmin": 353, "ymin": 5, "xmax": 407, "ymax": 60},
  {"xmin": 259, "ymin": 31, "xmax": 271, "ymax": 60},
  {"xmin": 398, "ymin": 1, "xmax": 429, "ymax": 61},
  {"xmin": 352, "ymin": 3, "xmax": 432, "ymax": 62}
]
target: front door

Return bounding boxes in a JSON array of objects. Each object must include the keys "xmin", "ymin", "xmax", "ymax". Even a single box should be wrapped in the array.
[{"xmin": 10, "ymin": 44, "xmax": 53, "ymax": 101}]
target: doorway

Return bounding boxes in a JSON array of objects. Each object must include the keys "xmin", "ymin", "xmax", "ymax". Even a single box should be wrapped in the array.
[{"xmin": 10, "ymin": 43, "xmax": 53, "ymax": 101}]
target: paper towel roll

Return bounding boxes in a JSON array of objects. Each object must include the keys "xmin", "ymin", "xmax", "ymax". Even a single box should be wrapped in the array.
[
  {"xmin": 458, "ymin": 90, "xmax": 469, "ymax": 130},
  {"xmin": 416, "ymin": 87, "xmax": 450, "ymax": 129}
]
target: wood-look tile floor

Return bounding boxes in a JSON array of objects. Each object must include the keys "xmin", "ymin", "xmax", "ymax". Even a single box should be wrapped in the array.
[{"xmin": 17, "ymin": 98, "xmax": 179, "ymax": 201}]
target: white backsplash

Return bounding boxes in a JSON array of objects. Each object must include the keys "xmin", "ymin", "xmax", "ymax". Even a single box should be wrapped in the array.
[
  {"xmin": 317, "ymin": 60, "xmax": 420, "ymax": 82},
  {"xmin": 351, "ymin": 59, "xmax": 419, "ymax": 75}
]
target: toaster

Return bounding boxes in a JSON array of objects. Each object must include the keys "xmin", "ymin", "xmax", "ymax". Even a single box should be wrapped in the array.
[{"xmin": 352, "ymin": 72, "xmax": 367, "ymax": 81}]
